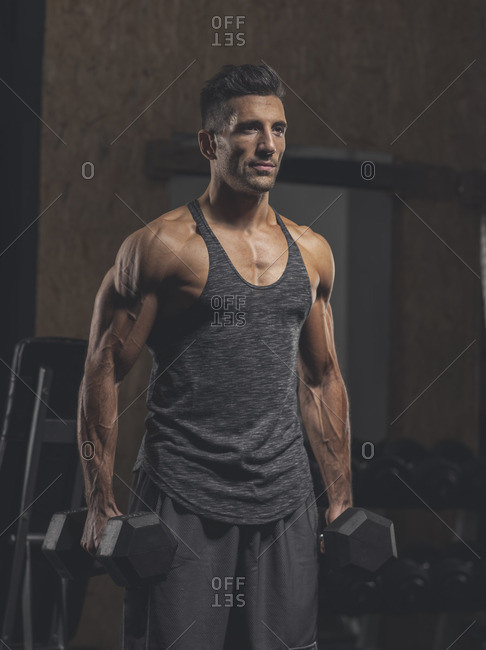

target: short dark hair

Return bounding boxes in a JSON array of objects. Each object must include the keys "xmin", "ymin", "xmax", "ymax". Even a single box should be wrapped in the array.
[{"xmin": 200, "ymin": 63, "xmax": 286, "ymax": 134}]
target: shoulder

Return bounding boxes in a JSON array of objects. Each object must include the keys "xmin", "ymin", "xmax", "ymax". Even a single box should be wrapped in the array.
[
  {"xmin": 113, "ymin": 204, "xmax": 196, "ymax": 299},
  {"xmin": 278, "ymin": 211, "xmax": 334, "ymax": 300}
]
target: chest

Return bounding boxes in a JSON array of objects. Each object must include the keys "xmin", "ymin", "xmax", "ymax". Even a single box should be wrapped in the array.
[
  {"xmin": 158, "ymin": 223, "xmax": 317, "ymax": 320},
  {"xmin": 209, "ymin": 223, "xmax": 290, "ymax": 287}
]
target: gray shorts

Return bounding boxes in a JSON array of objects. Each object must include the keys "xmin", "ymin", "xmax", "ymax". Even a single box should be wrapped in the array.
[{"xmin": 120, "ymin": 466, "xmax": 319, "ymax": 650}]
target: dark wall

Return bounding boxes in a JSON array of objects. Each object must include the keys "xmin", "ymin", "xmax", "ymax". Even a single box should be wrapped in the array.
[{"xmin": 0, "ymin": 1, "xmax": 45, "ymax": 418}]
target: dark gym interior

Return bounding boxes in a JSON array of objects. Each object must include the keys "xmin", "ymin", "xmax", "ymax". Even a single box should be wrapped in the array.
[{"xmin": 1, "ymin": 2, "xmax": 485, "ymax": 649}]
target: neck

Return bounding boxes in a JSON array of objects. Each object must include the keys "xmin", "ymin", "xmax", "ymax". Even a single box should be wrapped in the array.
[{"xmin": 198, "ymin": 181, "xmax": 272, "ymax": 230}]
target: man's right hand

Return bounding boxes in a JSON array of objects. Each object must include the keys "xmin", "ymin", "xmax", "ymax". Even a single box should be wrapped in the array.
[{"xmin": 80, "ymin": 505, "xmax": 123, "ymax": 556}]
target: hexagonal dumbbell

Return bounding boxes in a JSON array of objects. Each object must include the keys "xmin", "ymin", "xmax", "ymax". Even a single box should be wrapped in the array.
[
  {"xmin": 42, "ymin": 508, "xmax": 178, "ymax": 588},
  {"xmin": 96, "ymin": 511, "xmax": 177, "ymax": 587},
  {"xmin": 319, "ymin": 507, "xmax": 397, "ymax": 573}
]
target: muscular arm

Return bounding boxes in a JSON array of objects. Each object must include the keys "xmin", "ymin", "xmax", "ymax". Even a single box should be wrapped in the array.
[
  {"xmin": 77, "ymin": 228, "xmax": 161, "ymax": 554},
  {"xmin": 297, "ymin": 236, "xmax": 352, "ymax": 532}
]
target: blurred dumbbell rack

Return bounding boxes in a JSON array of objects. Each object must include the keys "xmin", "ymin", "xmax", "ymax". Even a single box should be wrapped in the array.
[{"xmin": 306, "ymin": 436, "xmax": 486, "ymax": 649}]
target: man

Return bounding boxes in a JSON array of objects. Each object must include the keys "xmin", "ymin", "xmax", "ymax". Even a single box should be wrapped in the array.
[{"xmin": 78, "ymin": 63, "xmax": 352, "ymax": 649}]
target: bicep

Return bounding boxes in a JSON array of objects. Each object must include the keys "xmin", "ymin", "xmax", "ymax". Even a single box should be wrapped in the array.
[
  {"xmin": 297, "ymin": 231, "xmax": 341, "ymax": 386},
  {"xmin": 297, "ymin": 298, "xmax": 340, "ymax": 387},
  {"xmin": 85, "ymin": 264, "xmax": 158, "ymax": 384}
]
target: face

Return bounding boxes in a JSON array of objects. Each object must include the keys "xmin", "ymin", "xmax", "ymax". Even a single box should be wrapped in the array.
[{"xmin": 205, "ymin": 94, "xmax": 287, "ymax": 195}]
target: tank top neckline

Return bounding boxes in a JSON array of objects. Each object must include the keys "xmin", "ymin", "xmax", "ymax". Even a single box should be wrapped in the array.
[{"xmin": 191, "ymin": 198, "xmax": 293, "ymax": 290}]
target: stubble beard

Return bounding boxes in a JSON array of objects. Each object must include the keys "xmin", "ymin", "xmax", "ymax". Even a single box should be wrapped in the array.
[{"xmin": 230, "ymin": 159, "xmax": 278, "ymax": 195}]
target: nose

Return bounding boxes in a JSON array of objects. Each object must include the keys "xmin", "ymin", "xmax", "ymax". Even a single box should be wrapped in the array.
[{"xmin": 257, "ymin": 126, "xmax": 277, "ymax": 156}]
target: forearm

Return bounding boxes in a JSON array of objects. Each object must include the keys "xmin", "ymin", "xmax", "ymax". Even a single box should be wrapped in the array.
[
  {"xmin": 299, "ymin": 369, "xmax": 353, "ymax": 509},
  {"xmin": 77, "ymin": 367, "xmax": 120, "ymax": 513}
]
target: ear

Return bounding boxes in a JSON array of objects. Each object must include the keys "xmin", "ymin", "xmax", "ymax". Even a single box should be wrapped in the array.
[{"xmin": 198, "ymin": 129, "xmax": 217, "ymax": 161}]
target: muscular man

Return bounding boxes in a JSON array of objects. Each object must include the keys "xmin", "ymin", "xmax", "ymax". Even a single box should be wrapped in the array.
[{"xmin": 78, "ymin": 63, "xmax": 352, "ymax": 650}]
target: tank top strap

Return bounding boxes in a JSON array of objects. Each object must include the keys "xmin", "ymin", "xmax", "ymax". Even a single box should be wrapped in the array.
[
  {"xmin": 272, "ymin": 208, "xmax": 298, "ymax": 255},
  {"xmin": 186, "ymin": 199, "xmax": 221, "ymax": 254}
]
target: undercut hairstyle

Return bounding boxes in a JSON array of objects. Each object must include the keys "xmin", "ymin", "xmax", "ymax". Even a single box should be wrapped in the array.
[{"xmin": 200, "ymin": 63, "xmax": 286, "ymax": 134}]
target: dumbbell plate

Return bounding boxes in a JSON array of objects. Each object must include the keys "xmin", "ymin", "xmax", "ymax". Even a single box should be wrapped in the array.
[
  {"xmin": 96, "ymin": 511, "xmax": 178, "ymax": 588},
  {"xmin": 42, "ymin": 508, "xmax": 105, "ymax": 580},
  {"xmin": 322, "ymin": 507, "xmax": 397, "ymax": 573}
]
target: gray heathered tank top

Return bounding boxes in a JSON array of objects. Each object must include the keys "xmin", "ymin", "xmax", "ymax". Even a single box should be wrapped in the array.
[{"xmin": 134, "ymin": 197, "xmax": 315, "ymax": 524}]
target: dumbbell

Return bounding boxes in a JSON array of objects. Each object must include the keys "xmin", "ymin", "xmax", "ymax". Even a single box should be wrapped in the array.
[
  {"xmin": 42, "ymin": 507, "xmax": 178, "ymax": 588},
  {"xmin": 413, "ymin": 439, "xmax": 474, "ymax": 508},
  {"xmin": 319, "ymin": 565, "xmax": 383, "ymax": 615},
  {"xmin": 365, "ymin": 438, "xmax": 428, "ymax": 507},
  {"xmin": 380, "ymin": 542, "xmax": 437, "ymax": 613},
  {"xmin": 381, "ymin": 540, "xmax": 482, "ymax": 613},
  {"xmin": 318, "ymin": 506, "xmax": 397, "ymax": 573},
  {"xmin": 430, "ymin": 540, "xmax": 481, "ymax": 611}
]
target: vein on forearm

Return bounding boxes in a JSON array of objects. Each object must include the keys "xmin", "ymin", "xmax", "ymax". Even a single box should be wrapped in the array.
[
  {"xmin": 299, "ymin": 368, "xmax": 352, "ymax": 506},
  {"xmin": 77, "ymin": 356, "xmax": 119, "ymax": 511}
]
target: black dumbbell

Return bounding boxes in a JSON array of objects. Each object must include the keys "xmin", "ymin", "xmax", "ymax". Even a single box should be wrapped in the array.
[
  {"xmin": 430, "ymin": 540, "xmax": 481, "ymax": 611},
  {"xmin": 380, "ymin": 542, "xmax": 437, "ymax": 613},
  {"xmin": 365, "ymin": 438, "xmax": 428, "ymax": 507},
  {"xmin": 413, "ymin": 439, "xmax": 474, "ymax": 508},
  {"xmin": 319, "ymin": 565, "xmax": 383, "ymax": 615},
  {"xmin": 42, "ymin": 507, "xmax": 178, "ymax": 588},
  {"xmin": 318, "ymin": 506, "xmax": 397, "ymax": 573}
]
